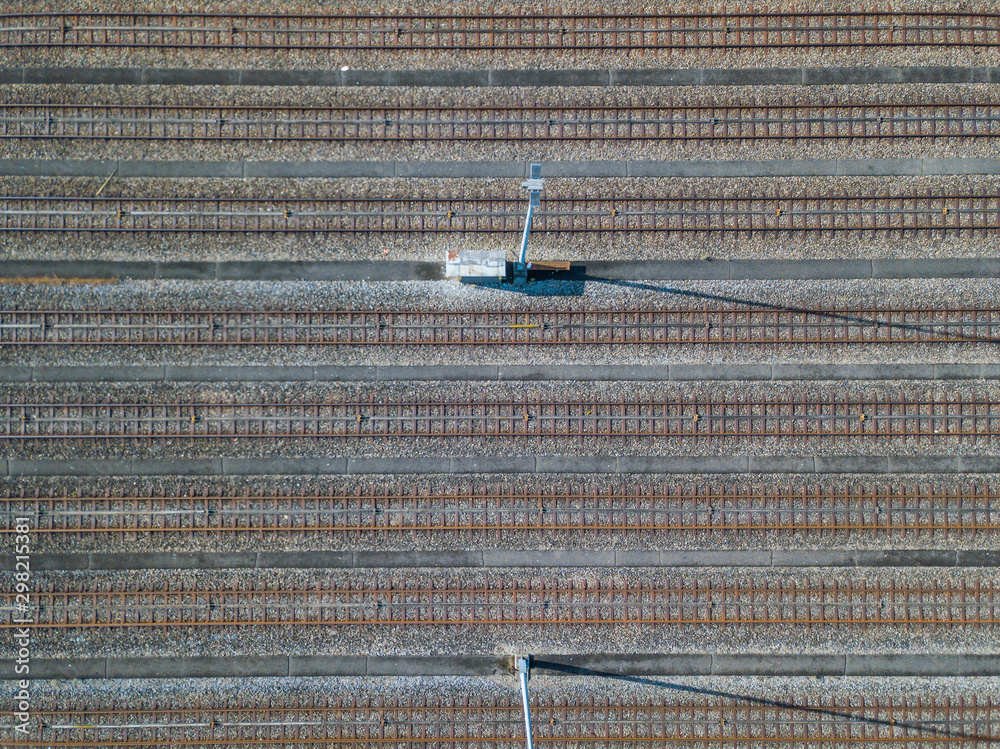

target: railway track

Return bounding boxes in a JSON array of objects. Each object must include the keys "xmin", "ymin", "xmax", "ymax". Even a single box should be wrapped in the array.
[
  {"xmin": 4, "ymin": 485, "xmax": 1000, "ymax": 542},
  {"xmin": 3, "ymin": 12, "xmax": 1000, "ymax": 52},
  {"xmin": 2, "ymin": 193, "xmax": 998, "ymax": 234},
  {"xmin": 18, "ymin": 695, "xmax": 998, "ymax": 748},
  {"xmin": 3, "ymin": 308, "xmax": 1000, "ymax": 346},
  {"xmin": 6, "ymin": 576, "xmax": 999, "ymax": 629},
  {"xmin": 6, "ymin": 102, "xmax": 1000, "ymax": 143},
  {"xmin": 2, "ymin": 398, "xmax": 999, "ymax": 441}
]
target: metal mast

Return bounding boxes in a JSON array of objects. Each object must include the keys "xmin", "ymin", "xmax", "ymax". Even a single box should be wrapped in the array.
[
  {"xmin": 515, "ymin": 655, "xmax": 535, "ymax": 749},
  {"xmin": 514, "ymin": 163, "xmax": 543, "ymax": 285}
]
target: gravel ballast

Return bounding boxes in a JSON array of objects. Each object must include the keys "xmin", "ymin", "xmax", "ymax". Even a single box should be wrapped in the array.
[
  {"xmin": 3, "ymin": 379, "xmax": 1000, "ymax": 460},
  {"xmin": 25, "ymin": 566, "xmax": 1000, "ymax": 658},
  {"xmin": 3, "ymin": 278, "xmax": 1000, "ymax": 367},
  {"xmin": 3, "ymin": 175, "xmax": 997, "ymax": 263},
  {"xmin": 8, "ymin": 472, "xmax": 1000, "ymax": 554},
  {"xmin": 3, "ymin": 83, "xmax": 1000, "ymax": 163},
  {"xmin": 7, "ymin": 0, "xmax": 1000, "ymax": 71}
]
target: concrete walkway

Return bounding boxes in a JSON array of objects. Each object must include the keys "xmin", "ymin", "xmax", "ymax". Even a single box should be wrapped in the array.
[
  {"xmin": 1, "ymin": 363, "xmax": 991, "ymax": 384},
  {"xmin": 4, "ymin": 65, "xmax": 997, "ymax": 87},
  {"xmin": 8, "ymin": 548, "xmax": 994, "ymax": 573},
  {"xmin": 1, "ymin": 455, "xmax": 997, "ymax": 477},
  {"xmin": 4, "ymin": 156, "xmax": 1000, "ymax": 179},
  {"xmin": 5, "ymin": 653, "xmax": 997, "ymax": 680}
]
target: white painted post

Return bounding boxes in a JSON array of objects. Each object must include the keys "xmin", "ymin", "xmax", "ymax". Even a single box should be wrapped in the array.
[
  {"xmin": 516, "ymin": 164, "xmax": 544, "ymax": 283},
  {"xmin": 515, "ymin": 655, "xmax": 535, "ymax": 749}
]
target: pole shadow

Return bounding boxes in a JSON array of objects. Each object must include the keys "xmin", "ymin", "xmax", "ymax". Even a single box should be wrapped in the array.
[
  {"xmin": 530, "ymin": 659, "xmax": 1000, "ymax": 743},
  {"xmin": 467, "ymin": 264, "xmax": 1000, "ymax": 343}
]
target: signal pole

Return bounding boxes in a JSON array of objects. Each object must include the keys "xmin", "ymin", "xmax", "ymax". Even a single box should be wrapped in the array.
[
  {"xmin": 515, "ymin": 655, "xmax": 535, "ymax": 749},
  {"xmin": 514, "ymin": 163, "xmax": 543, "ymax": 286}
]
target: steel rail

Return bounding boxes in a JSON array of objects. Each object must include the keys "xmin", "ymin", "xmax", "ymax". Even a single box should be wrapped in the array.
[
  {"xmin": 4, "ymin": 578, "xmax": 997, "ymax": 629},
  {"xmin": 3, "ymin": 308, "xmax": 1000, "ymax": 346},
  {"xmin": 2, "ymin": 398, "xmax": 999, "ymax": 441},
  {"xmin": 16, "ymin": 695, "xmax": 1000, "ymax": 748},
  {"xmin": 4, "ymin": 486, "xmax": 1000, "ymax": 539},
  {"xmin": 5, "ymin": 102, "xmax": 1000, "ymax": 143},
  {"xmin": 3, "ymin": 12, "xmax": 1000, "ymax": 52},
  {"xmin": 1, "ymin": 194, "xmax": 997, "ymax": 234}
]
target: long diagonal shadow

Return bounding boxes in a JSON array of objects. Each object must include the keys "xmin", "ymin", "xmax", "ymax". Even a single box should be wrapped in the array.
[
  {"xmin": 574, "ymin": 274, "xmax": 1000, "ymax": 344},
  {"xmin": 530, "ymin": 660, "xmax": 1000, "ymax": 743}
]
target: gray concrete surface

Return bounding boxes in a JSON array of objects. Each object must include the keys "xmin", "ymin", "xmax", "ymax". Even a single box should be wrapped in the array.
[
  {"xmin": 712, "ymin": 654, "xmax": 847, "ymax": 676},
  {"xmin": 222, "ymin": 457, "xmax": 349, "ymax": 475},
  {"xmin": 3, "ymin": 549, "xmax": 988, "ymax": 572},
  {"xmin": 6, "ymin": 66, "xmax": 996, "ymax": 87},
  {"xmin": 7, "ymin": 653, "xmax": 998, "ymax": 680},
  {"xmin": 5, "ymin": 157, "xmax": 1000, "ymax": 179},
  {"xmin": 8, "ymin": 258, "xmax": 1000, "ymax": 282},
  {"xmin": 7, "ymin": 455, "xmax": 1000, "ymax": 477},
  {"xmin": 844, "ymin": 654, "xmax": 1000, "ymax": 677},
  {"xmin": 530, "ymin": 653, "xmax": 713, "ymax": 675}
]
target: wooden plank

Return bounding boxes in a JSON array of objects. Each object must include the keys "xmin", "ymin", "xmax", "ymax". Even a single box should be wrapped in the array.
[{"xmin": 527, "ymin": 261, "xmax": 571, "ymax": 271}]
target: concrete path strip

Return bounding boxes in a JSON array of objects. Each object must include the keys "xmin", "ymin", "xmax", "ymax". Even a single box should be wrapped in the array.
[
  {"xmin": 6, "ymin": 65, "xmax": 998, "ymax": 87},
  {"xmin": 4, "ymin": 157, "xmax": 1000, "ymax": 179},
  {"xmin": 5, "ymin": 653, "xmax": 999, "ymax": 680},
  {"xmin": 4, "ymin": 455, "xmax": 1000, "ymax": 478}
]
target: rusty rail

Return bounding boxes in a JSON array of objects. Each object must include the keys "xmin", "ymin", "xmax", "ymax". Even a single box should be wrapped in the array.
[
  {"xmin": 2, "ymin": 398, "xmax": 999, "ymax": 440},
  {"xmin": 3, "ymin": 12, "xmax": 1000, "ymax": 52},
  {"xmin": 4, "ymin": 102, "xmax": 1000, "ymax": 143},
  {"xmin": 3, "ymin": 308, "xmax": 1000, "ymax": 346},
  {"xmin": 4, "ymin": 484, "xmax": 1000, "ymax": 542},
  {"xmin": 2, "ymin": 193, "xmax": 998, "ymax": 234},
  {"xmin": 17, "ymin": 694, "xmax": 1000, "ymax": 747},
  {"xmin": 5, "ymin": 576, "xmax": 998, "ymax": 629}
]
